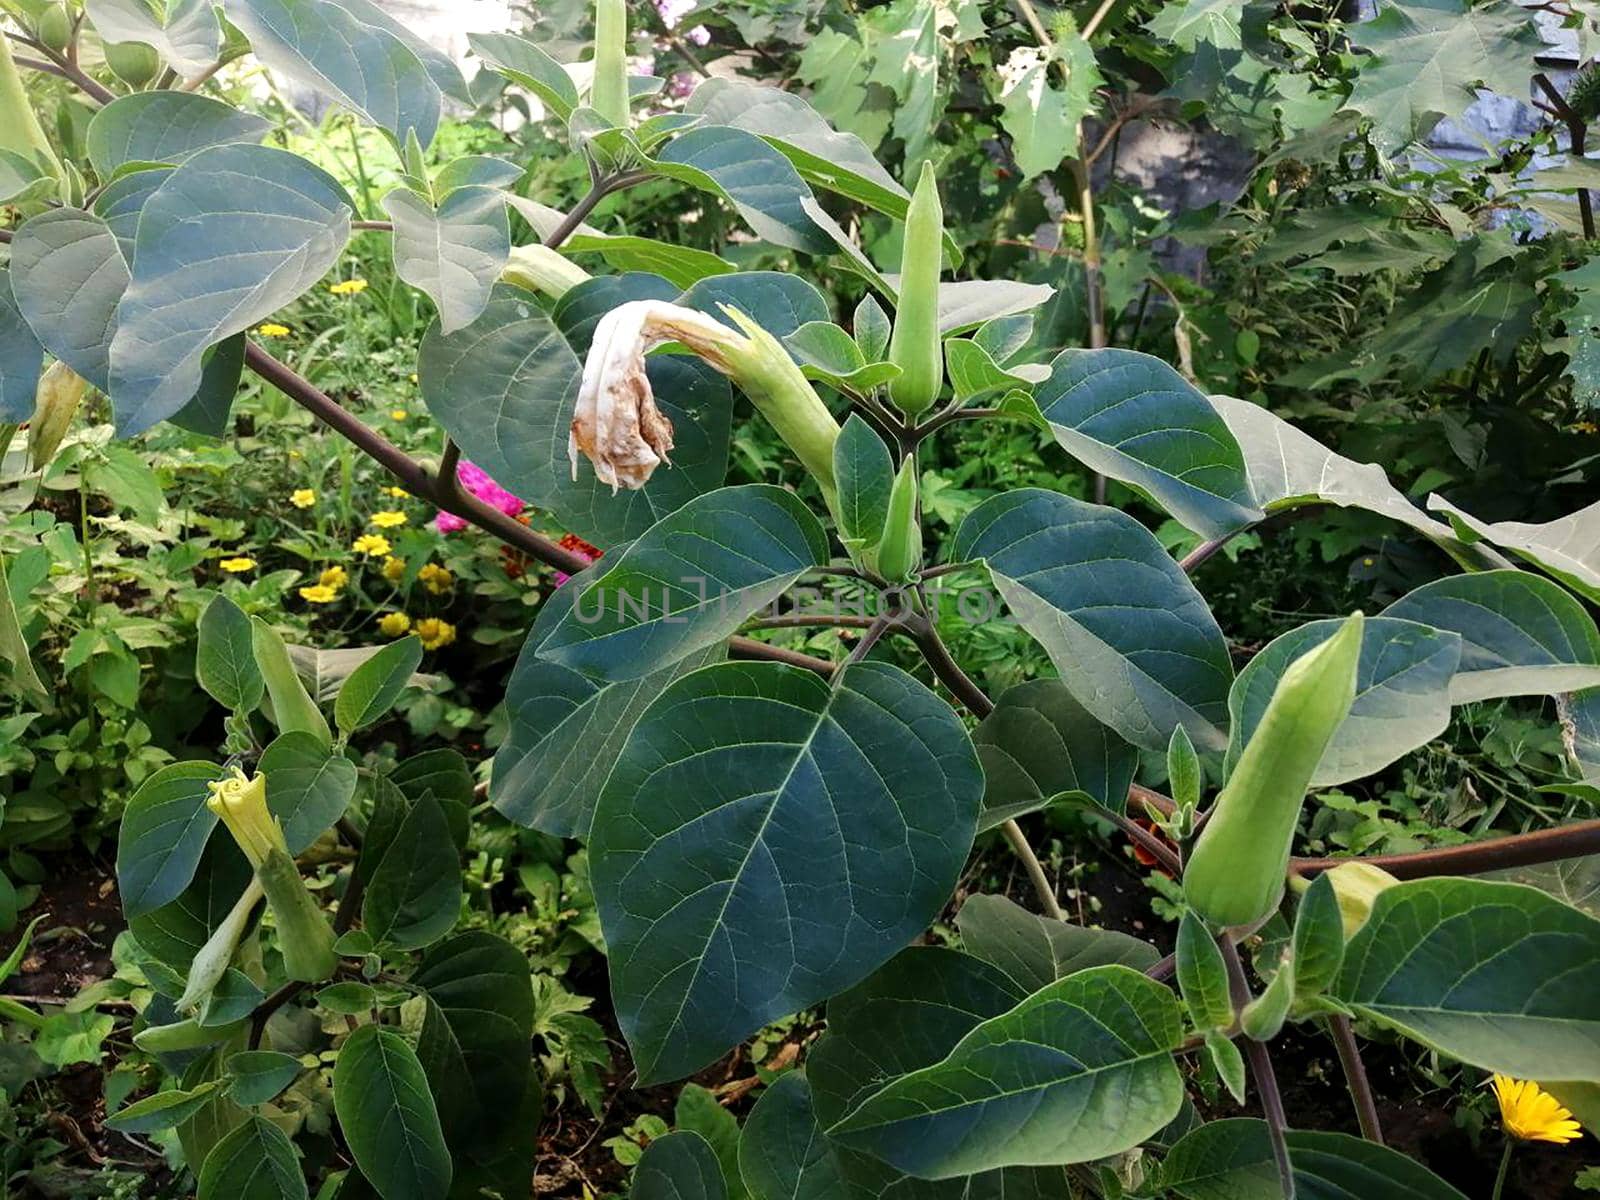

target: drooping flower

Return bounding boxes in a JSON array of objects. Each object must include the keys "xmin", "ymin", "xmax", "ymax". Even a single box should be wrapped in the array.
[
  {"xmin": 319, "ymin": 565, "xmax": 348, "ymax": 590},
  {"xmin": 329, "ymin": 278, "xmax": 369, "ymax": 296},
  {"xmin": 298, "ymin": 584, "xmax": 339, "ymax": 604},
  {"xmin": 370, "ymin": 510, "xmax": 408, "ymax": 529},
  {"xmin": 415, "ymin": 617, "xmax": 456, "ymax": 650},
  {"xmin": 418, "ymin": 563, "xmax": 453, "ymax": 595},
  {"xmin": 1493, "ymin": 1076, "xmax": 1583, "ymax": 1144},
  {"xmin": 381, "ymin": 556, "xmax": 406, "ymax": 582},
  {"xmin": 378, "ymin": 612, "xmax": 411, "ymax": 637},
  {"xmin": 219, "ymin": 557, "xmax": 257, "ymax": 573},
  {"xmin": 290, "ymin": 488, "xmax": 315, "ymax": 508},
  {"xmin": 352, "ymin": 534, "xmax": 392, "ymax": 557},
  {"xmin": 257, "ymin": 323, "xmax": 291, "ymax": 338}
]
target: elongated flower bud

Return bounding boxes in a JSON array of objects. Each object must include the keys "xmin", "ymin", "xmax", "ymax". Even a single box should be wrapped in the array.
[
  {"xmin": 206, "ymin": 770, "xmax": 337, "ymax": 984},
  {"xmin": 502, "ymin": 244, "xmax": 592, "ymax": 300},
  {"xmin": 177, "ymin": 876, "xmax": 265, "ymax": 1015},
  {"xmin": 1241, "ymin": 955, "xmax": 1294, "ymax": 1041},
  {"xmin": 1183, "ymin": 613, "xmax": 1364, "ymax": 928},
  {"xmin": 250, "ymin": 617, "xmax": 332, "ymax": 748},
  {"xmin": 29, "ymin": 360, "xmax": 86, "ymax": 470},
  {"xmin": 591, "ymin": 0, "xmax": 630, "ymax": 129},
  {"xmin": 1321, "ymin": 860, "xmax": 1399, "ymax": 939},
  {"xmin": 876, "ymin": 456, "xmax": 921, "ymax": 583},
  {"xmin": 887, "ymin": 162, "xmax": 945, "ymax": 417},
  {"xmin": 576, "ymin": 300, "xmax": 841, "ymax": 510}
]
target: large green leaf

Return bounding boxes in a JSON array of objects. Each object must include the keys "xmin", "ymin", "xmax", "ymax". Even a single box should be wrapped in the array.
[
  {"xmin": 221, "ymin": 0, "xmax": 442, "ymax": 146},
  {"xmin": 86, "ymin": 0, "xmax": 223, "ymax": 79},
  {"xmin": 412, "ymin": 931, "xmax": 534, "ymax": 1149},
  {"xmin": 1429, "ymin": 496, "xmax": 1600, "ymax": 603},
  {"xmin": 738, "ymin": 1072, "xmax": 848, "ymax": 1200},
  {"xmin": 1030, "ymin": 349, "xmax": 1260, "ymax": 539},
  {"xmin": 971, "ymin": 678, "xmax": 1139, "ymax": 828},
  {"xmin": 684, "ymin": 79, "xmax": 907, "ymax": 218},
  {"xmin": 419, "ymin": 283, "xmax": 732, "ymax": 546},
  {"xmin": 0, "ymin": 269, "xmax": 43, "ymax": 422},
  {"xmin": 127, "ymin": 837, "xmax": 251, "ymax": 977},
  {"xmin": 466, "ymin": 32, "xmax": 578, "ymax": 121},
  {"xmin": 1158, "ymin": 1118, "xmax": 1468, "ymax": 1199},
  {"xmin": 807, "ymin": 947, "xmax": 1074, "ymax": 1199},
  {"xmin": 1382, "ymin": 570, "xmax": 1600, "ymax": 702},
  {"xmin": 951, "ymin": 489, "xmax": 1234, "ymax": 752},
  {"xmin": 491, "ymin": 622, "xmax": 720, "ymax": 837},
  {"xmin": 1211, "ymin": 394, "xmax": 1456, "ymax": 541},
  {"xmin": 381, "ymin": 186, "xmax": 508, "ymax": 334},
  {"xmin": 996, "ymin": 36, "xmax": 1102, "ymax": 179},
  {"xmin": 678, "ymin": 272, "xmax": 832, "ymax": 341},
  {"xmin": 196, "ymin": 1115, "xmax": 307, "ymax": 1200},
  {"xmin": 956, "ymin": 894, "xmax": 1159, "ymax": 994},
  {"xmin": 591, "ymin": 661, "xmax": 982, "ymax": 1083},
  {"xmin": 85, "ymin": 93, "xmax": 271, "ymax": 179},
  {"xmin": 94, "ymin": 166, "xmax": 172, "ymax": 261},
  {"xmin": 196, "ymin": 594, "xmax": 263, "ymax": 714},
  {"xmin": 117, "ymin": 761, "xmax": 226, "ymax": 919},
  {"xmin": 1335, "ymin": 877, "xmax": 1600, "ymax": 1081},
  {"xmin": 936, "ymin": 281, "xmax": 1056, "ymax": 334},
  {"xmin": 259, "ymin": 731, "xmax": 358, "ymax": 855},
  {"xmin": 9, "ymin": 208, "xmax": 127, "ymax": 392},
  {"xmin": 108, "ymin": 143, "xmax": 352, "ymax": 434},
  {"xmin": 560, "ymin": 232, "xmax": 733, "ymax": 290},
  {"xmin": 531, "ymin": 485, "xmax": 828, "ymax": 684},
  {"xmin": 652, "ymin": 125, "xmax": 830, "ymax": 254},
  {"xmin": 1343, "ymin": 0, "xmax": 1542, "ymax": 153},
  {"xmin": 1225, "ymin": 616, "xmax": 1461, "ymax": 788},
  {"xmin": 0, "ymin": 548, "xmax": 46, "ymax": 704},
  {"xmin": 827, "ymin": 965, "xmax": 1185, "ymax": 1178},
  {"xmin": 321, "ymin": 0, "xmax": 467, "ymax": 103},
  {"xmin": 634, "ymin": 1132, "xmax": 728, "ymax": 1200},
  {"xmin": 333, "ymin": 1024, "xmax": 451, "ymax": 1200},
  {"xmin": 362, "ymin": 793, "xmax": 461, "ymax": 951}
]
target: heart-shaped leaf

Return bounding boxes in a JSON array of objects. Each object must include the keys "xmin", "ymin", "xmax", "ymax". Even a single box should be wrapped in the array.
[
  {"xmin": 85, "ymin": 92, "xmax": 271, "ymax": 177},
  {"xmin": 382, "ymin": 186, "xmax": 508, "ymax": 334},
  {"xmin": 117, "ymin": 761, "xmax": 227, "ymax": 919}
]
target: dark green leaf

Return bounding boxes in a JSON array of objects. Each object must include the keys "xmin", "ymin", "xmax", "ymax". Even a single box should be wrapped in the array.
[
  {"xmin": 833, "ymin": 414, "xmax": 894, "ymax": 553},
  {"xmin": 678, "ymin": 272, "xmax": 831, "ymax": 340},
  {"xmin": 957, "ymin": 894, "xmax": 1159, "ymax": 995},
  {"xmin": 951, "ymin": 489, "xmax": 1234, "ymax": 751},
  {"xmin": 197, "ymin": 1114, "xmax": 307, "ymax": 1200},
  {"xmin": 197, "ymin": 594, "xmax": 264, "ymax": 713},
  {"xmin": 128, "ymin": 837, "xmax": 252, "ymax": 977},
  {"xmin": 633, "ymin": 1132, "xmax": 728, "ymax": 1200},
  {"xmin": 108, "ymin": 1080, "xmax": 226, "ymax": 1133},
  {"xmin": 0, "ymin": 269, "xmax": 43, "ymax": 422},
  {"xmin": 652, "ymin": 126, "xmax": 829, "ymax": 254},
  {"xmin": 737, "ymin": 1072, "xmax": 847, "ymax": 1200},
  {"xmin": 363, "ymin": 793, "xmax": 461, "ymax": 950},
  {"xmin": 1176, "ymin": 910, "xmax": 1233, "ymax": 1031},
  {"xmin": 117, "ymin": 761, "xmax": 226, "ymax": 919},
  {"xmin": 1292, "ymin": 873, "xmax": 1345, "ymax": 1000},
  {"xmin": 224, "ymin": 1050, "xmax": 302, "ymax": 1106},
  {"xmin": 971, "ymin": 678, "xmax": 1139, "ymax": 827},
  {"xmin": 334, "ymin": 636, "xmax": 423, "ymax": 734},
  {"xmin": 531, "ymin": 485, "xmax": 828, "ymax": 684},
  {"xmin": 333, "ymin": 1024, "xmax": 451, "ymax": 1200},
  {"xmin": 260, "ymin": 731, "xmax": 358, "ymax": 855},
  {"xmin": 591, "ymin": 661, "xmax": 982, "ymax": 1083},
  {"xmin": 674, "ymin": 1084, "xmax": 745, "ymax": 1200}
]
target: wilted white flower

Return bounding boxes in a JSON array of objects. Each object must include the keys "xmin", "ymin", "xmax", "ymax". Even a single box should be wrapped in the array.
[{"xmin": 573, "ymin": 300, "xmax": 742, "ymax": 491}]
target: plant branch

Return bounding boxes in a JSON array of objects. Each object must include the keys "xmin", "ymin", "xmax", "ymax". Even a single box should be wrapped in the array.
[
  {"xmin": 1001, "ymin": 818, "xmax": 1067, "ymax": 921},
  {"xmin": 1327, "ymin": 1014, "xmax": 1384, "ymax": 1144},
  {"xmin": 1222, "ymin": 937, "xmax": 1296, "ymax": 1199},
  {"xmin": 745, "ymin": 614, "xmax": 880, "ymax": 631},
  {"xmin": 1104, "ymin": 809, "xmax": 1181, "ymax": 874},
  {"xmin": 8, "ymin": 32, "xmax": 114, "ymax": 104},
  {"xmin": 1535, "ymin": 73, "xmax": 1596, "ymax": 240},
  {"xmin": 351, "ymin": 220, "xmax": 394, "ymax": 231},
  {"xmin": 542, "ymin": 170, "xmax": 651, "ymax": 249},
  {"xmin": 1289, "ymin": 819, "xmax": 1600, "ymax": 880}
]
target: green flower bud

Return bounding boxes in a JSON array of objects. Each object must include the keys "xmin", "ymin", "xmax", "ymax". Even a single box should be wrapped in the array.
[
  {"xmin": 135, "ymin": 1016, "xmax": 249, "ymax": 1053},
  {"xmin": 502, "ymin": 244, "xmax": 592, "ymax": 300},
  {"xmin": 177, "ymin": 876, "xmax": 265, "ymax": 1016},
  {"xmin": 1183, "ymin": 613, "xmax": 1363, "ymax": 928},
  {"xmin": 1240, "ymin": 953, "xmax": 1295, "ymax": 1041},
  {"xmin": 250, "ymin": 617, "xmax": 332, "ymax": 748},
  {"xmin": 35, "ymin": 4, "xmax": 72, "ymax": 52},
  {"xmin": 590, "ymin": 0, "xmax": 630, "ymax": 129},
  {"xmin": 106, "ymin": 41, "xmax": 160, "ymax": 87},
  {"xmin": 887, "ymin": 162, "xmax": 945, "ymax": 417},
  {"xmin": 875, "ymin": 455, "xmax": 921, "ymax": 583}
]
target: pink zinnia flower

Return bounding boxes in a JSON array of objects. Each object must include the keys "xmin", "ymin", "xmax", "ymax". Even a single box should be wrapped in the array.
[
  {"xmin": 553, "ymin": 532, "xmax": 602, "ymax": 586},
  {"xmin": 432, "ymin": 460, "xmax": 524, "ymax": 533}
]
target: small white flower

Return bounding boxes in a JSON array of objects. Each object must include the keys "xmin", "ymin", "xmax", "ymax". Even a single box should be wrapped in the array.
[{"xmin": 573, "ymin": 301, "xmax": 741, "ymax": 491}]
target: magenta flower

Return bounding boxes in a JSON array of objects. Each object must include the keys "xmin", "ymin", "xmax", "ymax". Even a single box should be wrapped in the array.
[{"xmin": 433, "ymin": 460, "xmax": 524, "ymax": 533}]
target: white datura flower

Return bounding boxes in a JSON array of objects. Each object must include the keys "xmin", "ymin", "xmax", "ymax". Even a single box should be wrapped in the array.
[{"xmin": 572, "ymin": 300, "xmax": 744, "ymax": 491}]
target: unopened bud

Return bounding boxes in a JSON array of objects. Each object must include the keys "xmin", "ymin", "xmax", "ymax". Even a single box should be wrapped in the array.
[
  {"xmin": 1322, "ymin": 860, "xmax": 1400, "ymax": 939},
  {"xmin": 29, "ymin": 360, "xmax": 86, "ymax": 470}
]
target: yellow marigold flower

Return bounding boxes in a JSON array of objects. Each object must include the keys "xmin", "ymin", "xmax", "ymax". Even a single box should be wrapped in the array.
[
  {"xmin": 370, "ymin": 510, "xmax": 408, "ymax": 529},
  {"xmin": 329, "ymin": 278, "xmax": 369, "ymax": 296},
  {"xmin": 319, "ymin": 565, "xmax": 348, "ymax": 590},
  {"xmin": 418, "ymin": 563, "xmax": 453, "ymax": 594},
  {"xmin": 298, "ymin": 584, "xmax": 339, "ymax": 604},
  {"xmin": 290, "ymin": 488, "xmax": 315, "ymax": 508},
  {"xmin": 381, "ymin": 555, "xmax": 406, "ymax": 582},
  {"xmin": 352, "ymin": 533, "xmax": 392, "ymax": 557},
  {"xmin": 1493, "ymin": 1076, "xmax": 1583, "ymax": 1144},
  {"xmin": 389, "ymin": 409, "xmax": 409, "ymax": 422},
  {"xmin": 218, "ymin": 557, "xmax": 257, "ymax": 573},
  {"xmin": 378, "ymin": 612, "xmax": 411, "ymax": 637},
  {"xmin": 415, "ymin": 617, "xmax": 456, "ymax": 650},
  {"xmin": 408, "ymin": 373, "xmax": 419, "ymax": 384},
  {"xmin": 257, "ymin": 323, "xmax": 291, "ymax": 338},
  {"xmin": 383, "ymin": 486, "xmax": 407, "ymax": 498}
]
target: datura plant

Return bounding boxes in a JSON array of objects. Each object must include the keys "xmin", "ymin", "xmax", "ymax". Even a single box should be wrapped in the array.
[{"xmin": 4, "ymin": 1, "xmax": 1600, "ymax": 1198}]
